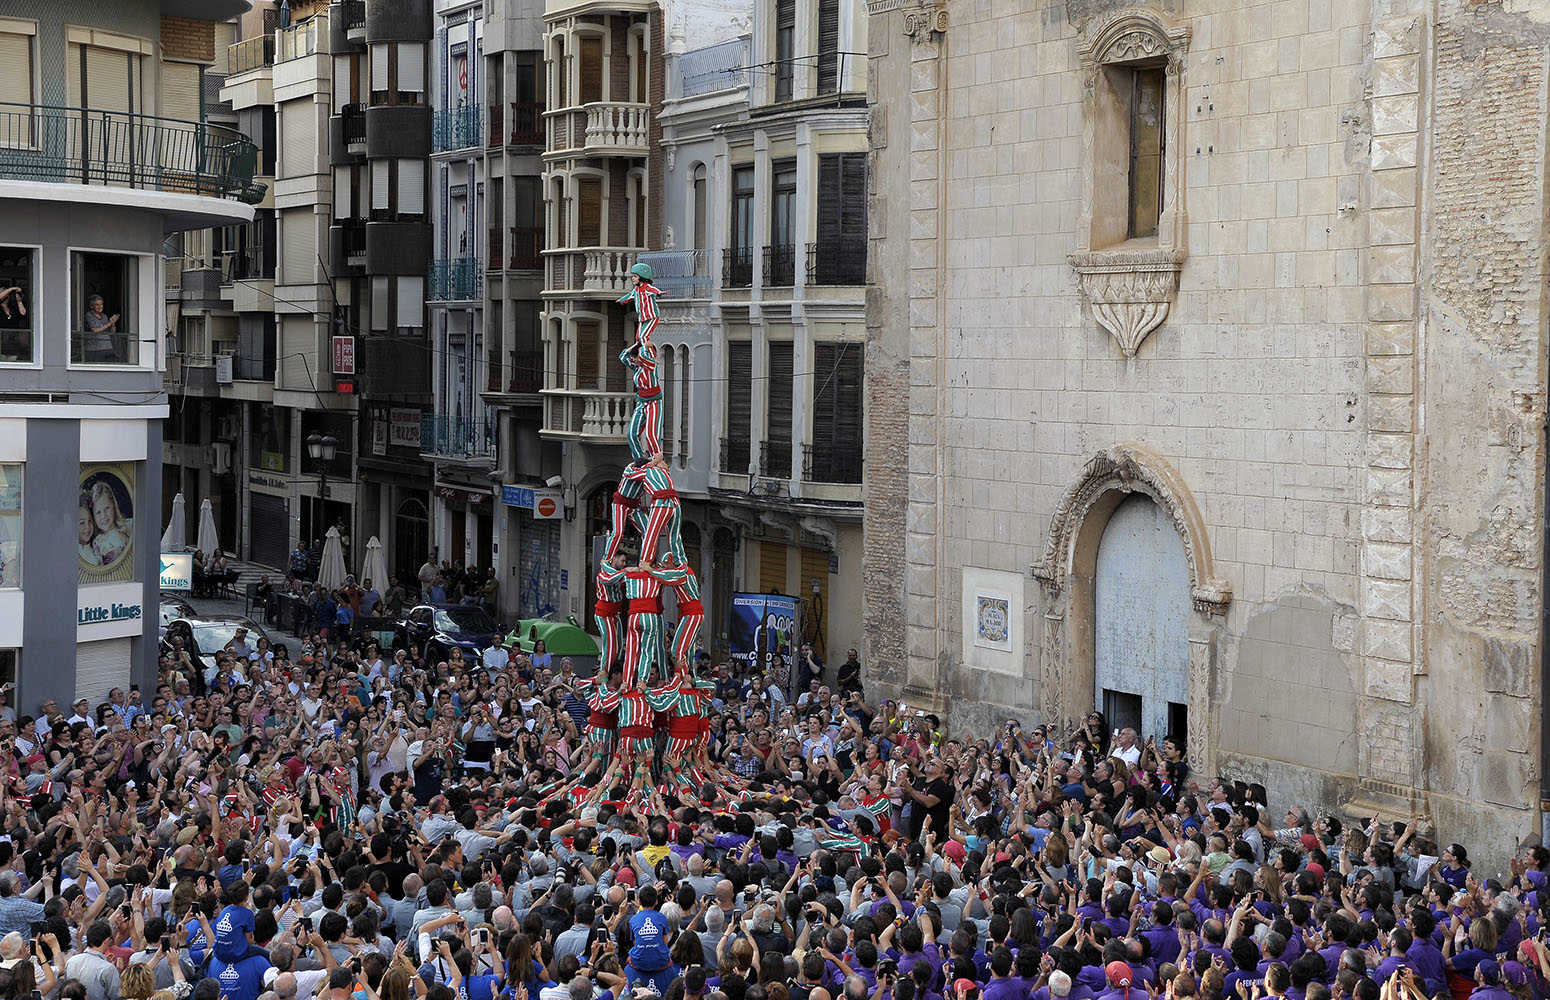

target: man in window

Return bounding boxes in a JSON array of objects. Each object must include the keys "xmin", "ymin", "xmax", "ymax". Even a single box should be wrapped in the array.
[
  {"xmin": 0, "ymin": 284, "xmax": 26, "ymax": 362},
  {"xmin": 82, "ymin": 294, "xmax": 121, "ymax": 363}
]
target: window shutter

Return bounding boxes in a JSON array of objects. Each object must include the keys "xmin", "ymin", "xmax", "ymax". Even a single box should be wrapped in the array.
[
  {"xmin": 576, "ymin": 177, "xmax": 601, "ymax": 246},
  {"xmin": 333, "ymin": 166, "xmax": 351, "ymax": 218},
  {"xmin": 579, "ymin": 37, "xmax": 602, "ymax": 104},
  {"xmin": 370, "ymin": 43, "xmax": 390, "ymax": 95},
  {"xmin": 371, "ymin": 159, "xmax": 389, "ymax": 210},
  {"xmin": 840, "ymin": 154, "xmax": 867, "ymax": 282},
  {"xmin": 396, "ymin": 276, "xmax": 423, "ymax": 328},
  {"xmin": 398, "ymin": 43, "xmax": 424, "ymax": 94},
  {"xmin": 727, "ymin": 340, "xmax": 752, "ymax": 453},
  {"xmin": 85, "ymin": 46, "xmax": 133, "ymax": 112},
  {"xmin": 281, "ymin": 104, "xmax": 316, "ymax": 177},
  {"xmin": 816, "ymin": 155, "xmax": 840, "ymax": 270},
  {"xmin": 812, "ymin": 342, "xmax": 862, "ymax": 481},
  {"xmin": 0, "ymin": 33, "xmax": 33, "ymax": 107},
  {"xmin": 574, "ymin": 319, "xmax": 600, "ymax": 388},
  {"xmin": 398, "ymin": 158, "xmax": 424, "ymax": 216},
  {"xmin": 816, "ymin": 0, "xmax": 839, "ymax": 95},
  {"xmin": 332, "ymin": 55, "xmax": 351, "ymax": 112},
  {"xmin": 371, "ymin": 276, "xmax": 389, "ymax": 331},
  {"xmin": 766, "ymin": 340, "xmax": 792, "ymax": 446},
  {"xmin": 759, "ymin": 541, "xmax": 787, "ymax": 595},
  {"xmin": 281, "ymin": 210, "xmax": 315, "ymax": 286}
]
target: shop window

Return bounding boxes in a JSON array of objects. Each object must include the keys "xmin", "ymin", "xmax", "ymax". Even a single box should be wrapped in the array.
[
  {"xmin": 0, "ymin": 247, "xmax": 33, "ymax": 363},
  {"xmin": 72, "ymin": 252, "xmax": 140, "ymax": 365}
]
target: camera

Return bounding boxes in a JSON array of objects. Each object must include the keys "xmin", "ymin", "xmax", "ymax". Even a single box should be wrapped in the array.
[{"xmin": 878, "ymin": 960, "xmax": 898, "ymax": 977}]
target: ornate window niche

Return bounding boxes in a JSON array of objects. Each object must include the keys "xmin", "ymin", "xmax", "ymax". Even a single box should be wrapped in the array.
[{"xmin": 1070, "ymin": 9, "xmax": 1190, "ymax": 358}]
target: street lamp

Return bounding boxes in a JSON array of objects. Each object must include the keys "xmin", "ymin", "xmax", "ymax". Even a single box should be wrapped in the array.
[{"xmin": 306, "ymin": 433, "xmax": 338, "ymax": 497}]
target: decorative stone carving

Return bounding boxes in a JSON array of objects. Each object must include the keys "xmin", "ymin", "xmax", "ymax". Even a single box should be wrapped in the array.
[
  {"xmin": 1106, "ymin": 29, "xmax": 1164, "ymax": 62},
  {"xmin": 1068, "ymin": 248, "xmax": 1186, "ymax": 357},
  {"xmin": 1078, "ymin": 8, "xmax": 1189, "ymax": 67},
  {"xmin": 902, "ymin": 3, "xmax": 947, "ymax": 40},
  {"xmin": 1032, "ymin": 443, "xmax": 1231, "ymax": 615}
]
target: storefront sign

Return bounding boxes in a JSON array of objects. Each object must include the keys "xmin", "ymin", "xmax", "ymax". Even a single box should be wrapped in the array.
[
  {"xmin": 250, "ymin": 473, "xmax": 289, "ymax": 492},
  {"xmin": 371, "ymin": 411, "xmax": 388, "ymax": 456},
  {"xmin": 390, "ymin": 409, "xmax": 421, "ymax": 449},
  {"xmin": 501, "ymin": 485, "xmax": 534, "ymax": 508},
  {"xmin": 332, "ymin": 336, "xmax": 356, "ymax": 375},
  {"xmin": 159, "ymin": 552, "xmax": 193, "ymax": 591},
  {"xmin": 78, "ymin": 583, "xmax": 146, "ymax": 642}
]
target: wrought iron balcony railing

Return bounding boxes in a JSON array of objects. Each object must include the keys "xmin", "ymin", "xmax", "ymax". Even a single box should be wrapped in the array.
[
  {"xmin": 428, "ymin": 258, "xmax": 482, "ymax": 301},
  {"xmin": 722, "ymin": 247, "xmax": 753, "ymax": 289},
  {"xmin": 806, "ymin": 238, "xmax": 867, "ymax": 286},
  {"xmin": 420, "ymin": 412, "xmax": 497, "ymax": 460},
  {"xmin": 0, "ymin": 102, "xmax": 260, "ymax": 201},
  {"xmin": 720, "ymin": 435, "xmax": 751, "ymax": 475},
  {"xmin": 432, "ymin": 105, "xmax": 482, "ymax": 152},
  {"xmin": 763, "ymin": 243, "xmax": 796, "ymax": 286},
  {"xmin": 802, "ymin": 441, "xmax": 862, "ymax": 484},
  {"xmin": 760, "ymin": 439, "xmax": 792, "ymax": 478},
  {"xmin": 635, "ymin": 249, "xmax": 711, "ymax": 299}
]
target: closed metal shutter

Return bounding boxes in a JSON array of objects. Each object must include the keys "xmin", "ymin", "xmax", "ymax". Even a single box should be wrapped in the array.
[
  {"xmin": 159, "ymin": 61, "xmax": 200, "ymax": 124},
  {"xmin": 0, "ymin": 33, "xmax": 33, "ymax": 106},
  {"xmin": 280, "ymin": 102, "xmax": 316, "ymax": 179},
  {"xmin": 85, "ymin": 46, "xmax": 134, "ymax": 112},
  {"xmin": 249, "ymin": 492, "xmax": 289, "ymax": 569},
  {"xmin": 76, "ymin": 637, "xmax": 131, "ymax": 702},
  {"xmin": 517, "ymin": 516, "xmax": 561, "ymax": 619},
  {"xmin": 281, "ymin": 209, "xmax": 315, "ymax": 286},
  {"xmin": 759, "ymin": 540, "xmax": 786, "ymax": 594},
  {"xmin": 799, "ymin": 546, "xmax": 829, "ymax": 656}
]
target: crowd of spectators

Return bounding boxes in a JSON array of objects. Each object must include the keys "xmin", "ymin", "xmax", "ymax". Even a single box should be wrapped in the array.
[{"xmin": 0, "ymin": 626, "xmax": 1540, "ymax": 1000}]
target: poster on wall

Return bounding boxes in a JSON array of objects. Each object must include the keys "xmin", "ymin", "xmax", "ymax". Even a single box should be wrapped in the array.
[
  {"xmin": 0, "ymin": 465, "xmax": 18, "ymax": 588},
  {"xmin": 79, "ymin": 463, "xmax": 135, "ymax": 585},
  {"xmin": 729, "ymin": 592, "xmax": 798, "ymax": 688}
]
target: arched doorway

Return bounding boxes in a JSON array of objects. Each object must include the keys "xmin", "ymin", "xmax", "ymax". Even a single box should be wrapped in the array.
[
  {"xmin": 393, "ymin": 495, "xmax": 429, "ymax": 587},
  {"xmin": 1033, "ymin": 445, "xmax": 1231, "ymax": 772},
  {"xmin": 1094, "ymin": 494, "xmax": 1191, "ymax": 746}
]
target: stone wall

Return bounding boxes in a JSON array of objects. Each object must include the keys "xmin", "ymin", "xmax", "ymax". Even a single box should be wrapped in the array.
[{"xmin": 864, "ymin": 0, "xmax": 1550, "ymax": 867}]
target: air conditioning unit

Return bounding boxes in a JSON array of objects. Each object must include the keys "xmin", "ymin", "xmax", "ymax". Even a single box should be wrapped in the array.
[
  {"xmin": 211, "ymin": 443, "xmax": 233, "ymax": 476},
  {"xmin": 215, "ymin": 355, "xmax": 234, "ymax": 385}
]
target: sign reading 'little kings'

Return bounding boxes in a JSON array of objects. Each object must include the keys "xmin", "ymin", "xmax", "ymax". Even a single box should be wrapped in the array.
[{"xmin": 78, "ymin": 602, "xmax": 142, "ymax": 626}]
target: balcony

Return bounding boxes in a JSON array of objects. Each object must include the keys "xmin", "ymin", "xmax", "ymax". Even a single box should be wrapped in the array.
[
  {"xmin": 541, "ymin": 388, "xmax": 633, "ymax": 443},
  {"xmin": 760, "ymin": 439, "xmax": 792, "ymax": 478},
  {"xmin": 433, "ymin": 105, "xmax": 482, "ymax": 153},
  {"xmin": 228, "ymin": 36, "xmax": 276, "ymax": 74},
  {"xmin": 428, "ymin": 257, "xmax": 482, "ymax": 301},
  {"xmin": 0, "ymin": 103, "xmax": 260, "ymax": 203},
  {"xmin": 508, "ymin": 349, "xmax": 542, "ymax": 394},
  {"xmin": 509, "ymin": 226, "xmax": 543, "ymax": 270},
  {"xmin": 723, "ymin": 247, "xmax": 752, "ymax": 288},
  {"xmin": 806, "ymin": 239, "xmax": 866, "ymax": 286},
  {"xmin": 720, "ymin": 436, "xmax": 751, "ymax": 475},
  {"xmin": 509, "ymin": 102, "xmax": 543, "ymax": 146},
  {"xmin": 337, "ymin": 103, "xmax": 366, "ymax": 158},
  {"xmin": 763, "ymin": 244, "xmax": 795, "ymax": 286},
  {"xmin": 420, "ymin": 413, "xmax": 496, "ymax": 461},
  {"xmin": 545, "ymin": 102, "xmax": 648, "ymax": 157},
  {"xmin": 678, "ymin": 38, "xmax": 750, "ymax": 98},
  {"xmin": 165, "ymin": 353, "xmax": 219, "ymax": 395},
  {"xmin": 543, "ymin": 246, "xmax": 639, "ymax": 298},
  {"xmin": 362, "ymin": 335, "xmax": 429, "ymax": 398},
  {"xmin": 636, "ymin": 249, "xmax": 710, "ymax": 299},
  {"xmin": 276, "ymin": 16, "xmax": 324, "ymax": 62},
  {"xmin": 803, "ymin": 442, "xmax": 861, "ymax": 484},
  {"xmin": 366, "ymin": 221, "xmax": 429, "ymax": 275},
  {"xmin": 340, "ymin": 0, "xmax": 366, "ymax": 40},
  {"xmin": 330, "ymin": 219, "xmax": 367, "ymax": 275},
  {"xmin": 488, "ymin": 227, "xmax": 504, "ymax": 272},
  {"xmin": 365, "ymin": 104, "xmax": 429, "ymax": 158}
]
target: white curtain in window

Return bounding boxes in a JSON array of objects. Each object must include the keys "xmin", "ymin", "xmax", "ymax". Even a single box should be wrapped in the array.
[
  {"xmin": 333, "ymin": 167, "xmax": 351, "ymax": 218},
  {"xmin": 332, "ymin": 55, "xmax": 351, "ymax": 112},
  {"xmin": 396, "ymin": 276, "xmax": 423, "ymax": 328},
  {"xmin": 371, "ymin": 159, "xmax": 389, "ymax": 211},
  {"xmin": 398, "ymin": 159, "xmax": 424, "ymax": 215}
]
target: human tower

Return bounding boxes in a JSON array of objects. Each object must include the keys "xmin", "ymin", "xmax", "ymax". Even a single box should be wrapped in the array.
[{"xmin": 540, "ymin": 262, "xmax": 745, "ymax": 813}]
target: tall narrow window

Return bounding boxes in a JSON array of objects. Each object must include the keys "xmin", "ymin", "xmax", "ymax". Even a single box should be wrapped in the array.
[
  {"xmin": 634, "ymin": 32, "xmax": 647, "ymax": 104},
  {"xmin": 1126, "ymin": 66, "xmax": 1164, "ymax": 240},
  {"xmin": 764, "ymin": 341, "xmax": 793, "ymax": 477},
  {"xmin": 774, "ymin": 0, "xmax": 795, "ymax": 102},
  {"xmin": 809, "ymin": 342, "xmax": 862, "ymax": 482},
  {"xmin": 768, "ymin": 160, "xmax": 796, "ymax": 286},
  {"xmin": 725, "ymin": 341, "xmax": 752, "ymax": 472},
  {"xmin": 0, "ymin": 25, "xmax": 35, "ymax": 111},
  {"xmin": 691, "ymin": 164, "xmax": 707, "ymax": 249},
  {"xmin": 576, "ymin": 176, "xmax": 601, "ymax": 246},
  {"xmin": 72, "ymin": 252, "xmax": 140, "ymax": 366},
  {"xmin": 728, "ymin": 165, "xmax": 754, "ymax": 287},
  {"xmin": 816, "ymin": 0, "xmax": 840, "ymax": 95},
  {"xmin": 815, "ymin": 153, "xmax": 867, "ymax": 285},
  {"xmin": 0, "ymin": 247, "xmax": 34, "ymax": 363}
]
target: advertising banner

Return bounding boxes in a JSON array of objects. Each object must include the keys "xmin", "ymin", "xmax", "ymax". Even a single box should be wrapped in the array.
[
  {"xmin": 79, "ymin": 463, "xmax": 135, "ymax": 585},
  {"xmin": 729, "ymin": 592, "xmax": 798, "ymax": 688}
]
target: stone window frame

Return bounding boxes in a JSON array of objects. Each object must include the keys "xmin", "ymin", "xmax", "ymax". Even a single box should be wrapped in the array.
[{"xmin": 1068, "ymin": 8, "xmax": 1190, "ymax": 358}]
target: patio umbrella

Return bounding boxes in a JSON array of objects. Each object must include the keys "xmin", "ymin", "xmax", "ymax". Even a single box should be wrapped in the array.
[
  {"xmin": 361, "ymin": 535, "xmax": 390, "ymax": 591},
  {"xmin": 318, "ymin": 526, "xmax": 347, "ymax": 591},
  {"xmin": 161, "ymin": 493, "xmax": 187, "ymax": 552},
  {"xmin": 195, "ymin": 498, "xmax": 220, "ymax": 559}
]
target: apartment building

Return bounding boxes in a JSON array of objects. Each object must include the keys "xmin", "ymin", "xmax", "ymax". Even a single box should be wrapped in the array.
[
  {"xmin": 0, "ymin": 0, "xmax": 259, "ymax": 704},
  {"xmin": 212, "ymin": 0, "xmax": 433, "ymax": 581},
  {"xmin": 703, "ymin": 0, "xmax": 868, "ymax": 662}
]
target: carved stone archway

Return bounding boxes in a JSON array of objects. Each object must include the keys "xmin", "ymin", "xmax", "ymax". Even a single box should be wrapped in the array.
[{"xmin": 1032, "ymin": 445, "xmax": 1229, "ymax": 771}]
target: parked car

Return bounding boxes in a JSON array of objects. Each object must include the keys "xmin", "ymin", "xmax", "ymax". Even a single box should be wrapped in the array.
[
  {"xmin": 396, "ymin": 604, "xmax": 501, "ymax": 663},
  {"xmin": 161, "ymin": 614, "xmax": 270, "ymax": 679}
]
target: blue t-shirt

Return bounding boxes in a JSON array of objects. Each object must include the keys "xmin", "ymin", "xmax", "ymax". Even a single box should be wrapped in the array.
[
  {"xmin": 212, "ymin": 904, "xmax": 256, "ymax": 962},
  {"xmin": 628, "ymin": 909, "xmax": 672, "ymax": 971},
  {"xmin": 212, "ymin": 953, "xmax": 273, "ymax": 1000}
]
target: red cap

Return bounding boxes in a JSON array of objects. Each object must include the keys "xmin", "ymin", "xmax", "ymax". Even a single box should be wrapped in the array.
[
  {"xmin": 1299, "ymin": 833, "xmax": 1319, "ymax": 852},
  {"xmin": 616, "ymin": 866, "xmax": 637, "ymax": 886},
  {"xmin": 1305, "ymin": 862, "xmax": 1326, "ymax": 879},
  {"xmin": 943, "ymin": 840, "xmax": 967, "ymax": 862},
  {"xmin": 953, "ymin": 981, "xmax": 978, "ymax": 997}
]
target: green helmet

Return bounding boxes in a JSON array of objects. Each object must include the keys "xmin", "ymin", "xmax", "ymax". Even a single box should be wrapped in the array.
[{"xmin": 630, "ymin": 262, "xmax": 655, "ymax": 282}]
